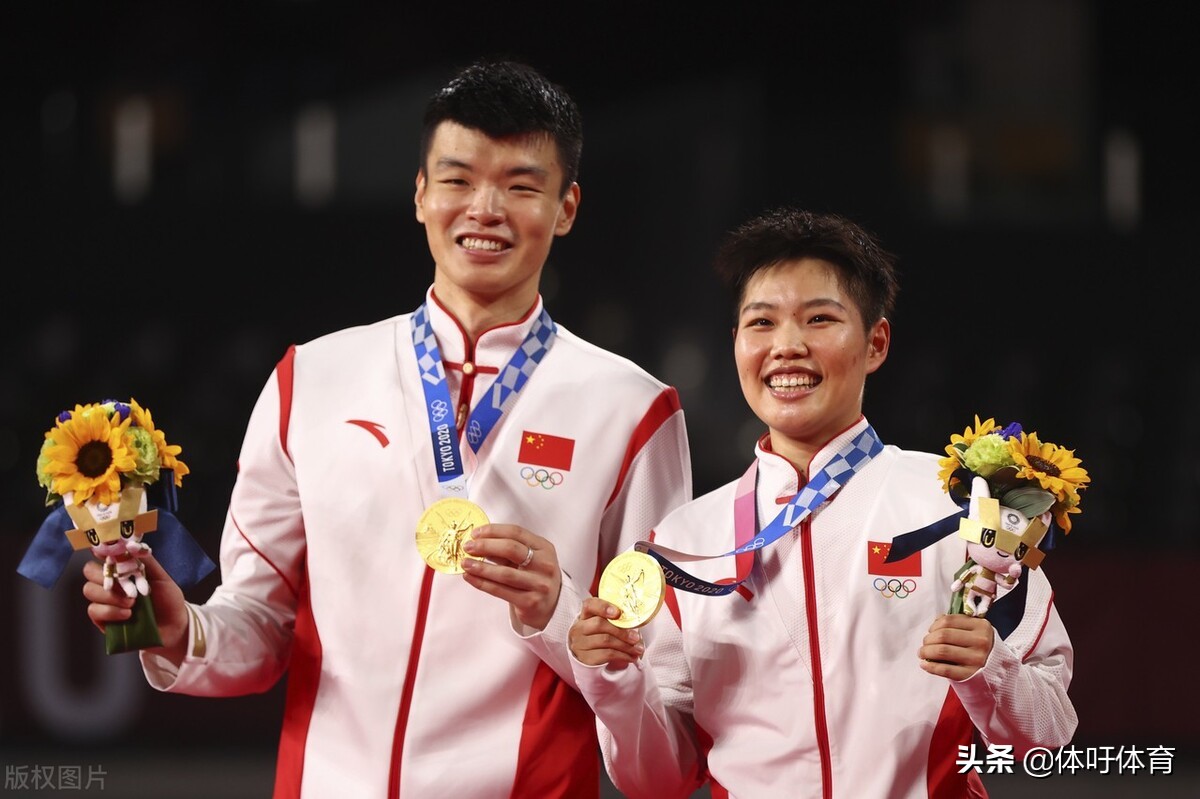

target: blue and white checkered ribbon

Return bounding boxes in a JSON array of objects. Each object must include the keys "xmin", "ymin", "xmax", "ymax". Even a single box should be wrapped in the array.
[
  {"xmin": 770, "ymin": 427, "xmax": 882, "ymax": 533},
  {"xmin": 635, "ymin": 425, "xmax": 884, "ymax": 596},
  {"xmin": 411, "ymin": 303, "xmax": 556, "ymax": 496}
]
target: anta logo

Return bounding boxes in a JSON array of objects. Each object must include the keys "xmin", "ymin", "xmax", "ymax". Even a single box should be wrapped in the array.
[{"xmin": 347, "ymin": 419, "xmax": 389, "ymax": 447}]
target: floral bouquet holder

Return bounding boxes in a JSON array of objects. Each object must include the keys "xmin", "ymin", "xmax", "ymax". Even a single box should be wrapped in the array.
[
  {"xmin": 884, "ymin": 415, "xmax": 1090, "ymax": 635},
  {"xmin": 18, "ymin": 399, "xmax": 216, "ymax": 654},
  {"xmin": 935, "ymin": 416, "xmax": 1090, "ymax": 618}
]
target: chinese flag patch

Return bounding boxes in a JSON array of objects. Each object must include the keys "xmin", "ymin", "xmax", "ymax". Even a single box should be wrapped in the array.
[
  {"xmin": 518, "ymin": 431, "xmax": 575, "ymax": 471},
  {"xmin": 867, "ymin": 540, "xmax": 921, "ymax": 576}
]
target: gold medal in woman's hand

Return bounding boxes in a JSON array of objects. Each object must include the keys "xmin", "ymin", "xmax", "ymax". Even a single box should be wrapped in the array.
[{"xmin": 598, "ymin": 550, "xmax": 665, "ymax": 628}]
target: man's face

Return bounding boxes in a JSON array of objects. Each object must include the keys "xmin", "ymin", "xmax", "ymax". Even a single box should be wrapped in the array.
[
  {"xmin": 733, "ymin": 258, "xmax": 889, "ymax": 467},
  {"xmin": 415, "ymin": 122, "xmax": 579, "ymax": 311}
]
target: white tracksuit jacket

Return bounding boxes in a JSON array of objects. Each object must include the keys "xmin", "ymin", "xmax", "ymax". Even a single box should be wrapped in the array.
[
  {"xmin": 140, "ymin": 288, "xmax": 693, "ymax": 799},
  {"xmin": 573, "ymin": 417, "xmax": 1077, "ymax": 799}
]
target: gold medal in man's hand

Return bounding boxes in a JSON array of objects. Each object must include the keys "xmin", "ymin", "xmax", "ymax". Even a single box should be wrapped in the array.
[{"xmin": 416, "ymin": 498, "xmax": 489, "ymax": 574}]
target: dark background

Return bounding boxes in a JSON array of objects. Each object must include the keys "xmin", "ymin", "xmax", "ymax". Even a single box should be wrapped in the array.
[{"xmin": 2, "ymin": 1, "xmax": 1195, "ymax": 796}]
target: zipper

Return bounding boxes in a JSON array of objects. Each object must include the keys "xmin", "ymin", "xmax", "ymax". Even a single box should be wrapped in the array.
[
  {"xmin": 800, "ymin": 517, "xmax": 833, "ymax": 799},
  {"xmin": 389, "ymin": 341, "xmax": 478, "ymax": 796}
]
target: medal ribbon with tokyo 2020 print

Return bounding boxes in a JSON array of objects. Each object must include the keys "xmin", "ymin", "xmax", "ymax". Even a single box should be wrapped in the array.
[
  {"xmin": 410, "ymin": 302, "xmax": 556, "ymax": 499},
  {"xmin": 635, "ymin": 425, "xmax": 884, "ymax": 597},
  {"xmin": 409, "ymin": 304, "xmax": 556, "ymax": 573}
]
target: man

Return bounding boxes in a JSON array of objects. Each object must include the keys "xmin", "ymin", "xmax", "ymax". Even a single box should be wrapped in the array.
[
  {"xmin": 84, "ymin": 59, "xmax": 692, "ymax": 798},
  {"xmin": 568, "ymin": 207, "xmax": 1077, "ymax": 798}
]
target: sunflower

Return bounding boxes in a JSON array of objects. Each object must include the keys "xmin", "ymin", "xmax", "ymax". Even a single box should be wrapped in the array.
[
  {"xmin": 937, "ymin": 415, "xmax": 998, "ymax": 490},
  {"xmin": 1051, "ymin": 492, "xmax": 1083, "ymax": 535},
  {"xmin": 129, "ymin": 398, "xmax": 190, "ymax": 486},
  {"xmin": 1008, "ymin": 431, "xmax": 1090, "ymax": 515},
  {"xmin": 42, "ymin": 403, "xmax": 136, "ymax": 505}
]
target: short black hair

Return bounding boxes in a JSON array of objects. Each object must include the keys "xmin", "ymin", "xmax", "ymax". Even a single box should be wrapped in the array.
[
  {"xmin": 420, "ymin": 60, "xmax": 583, "ymax": 197},
  {"xmin": 713, "ymin": 207, "xmax": 900, "ymax": 331}
]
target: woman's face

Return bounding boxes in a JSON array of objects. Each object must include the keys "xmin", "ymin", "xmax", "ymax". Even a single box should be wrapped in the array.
[{"xmin": 734, "ymin": 258, "xmax": 889, "ymax": 468}]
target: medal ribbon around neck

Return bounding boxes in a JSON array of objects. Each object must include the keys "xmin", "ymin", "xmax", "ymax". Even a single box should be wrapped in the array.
[
  {"xmin": 410, "ymin": 302, "xmax": 557, "ymax": 498},
  {"xmin": 635, "ymin": 425, "xmax": 884, "ymax": 596}
]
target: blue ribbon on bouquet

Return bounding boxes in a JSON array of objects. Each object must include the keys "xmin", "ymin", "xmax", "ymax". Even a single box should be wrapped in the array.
[{"xmin": 17, "ymin": 469, "xmax": 216, "ymax": 590}]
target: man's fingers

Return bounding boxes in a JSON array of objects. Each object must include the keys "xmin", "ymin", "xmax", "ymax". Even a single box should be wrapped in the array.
[
  {"xmin": 467, "ymin": 523, "xmax": 531, "ymax": 546},
  {"xmin": 82, "ymin": 558, "xmax": 104, "ymax": 584},
  {"xmin": 463, "ymin": 528, "xmax": 554, "ymax": 571},
  {"xmin": 83, "ymin": 577, "xmax": 134, "ymax": 632},
  {"xmin": 140, "ymin": 553, "xmax": 170, "ymax": 581},
  {"xmin": 85, "ymin": 600, "xmax": 133, "ymax": 630}
]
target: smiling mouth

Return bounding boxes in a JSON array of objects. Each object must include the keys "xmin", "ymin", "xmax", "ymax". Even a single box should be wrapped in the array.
[
  {"xmin": 458, "ymin": 236, "xmax": 508, "ymax": 252},
  {"xmin": 767, "ymin": 374, "xmax": 819, "ymax": 390},
  {"xmin": 763, "ymin": 371, "xmax": 820, "ymax": 386}
]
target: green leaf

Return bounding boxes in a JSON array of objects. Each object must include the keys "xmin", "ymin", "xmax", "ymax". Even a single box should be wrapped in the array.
[{"xmin": 998, "ymin": 486, "xmax": 1054, "ymax": 518}]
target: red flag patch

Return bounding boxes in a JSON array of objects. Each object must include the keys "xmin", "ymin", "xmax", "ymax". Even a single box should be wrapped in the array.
[
  {"xmin": 867, "ymin": 540, "xmax": 921, "ymax": 576},
  {"xmin": 518, "ymin": 431, "xmax": 575, "ymax": 471}
]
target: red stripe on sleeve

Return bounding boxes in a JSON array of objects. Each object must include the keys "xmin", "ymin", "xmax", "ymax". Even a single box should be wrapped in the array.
[
  {"xmin": 276, "ymin": 346, "xmax": 296, "ymax": 461},
  {"xmin": 230, "ymin": 512, "xmax": 298, "ymax": 599},
  {"xmin": 664, "ymin": 583, "xmax": 682, "ymax": 628},
  {"xmin": 605, "ymin": 387, "xmax": 682, "ymax": 508},
  {"xmin": 650, "ymin": 530, "xmax": 685, "ymax": 628}
]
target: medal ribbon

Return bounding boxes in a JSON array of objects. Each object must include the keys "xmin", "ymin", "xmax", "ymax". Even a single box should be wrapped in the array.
[
  {"xmin": 410, "ymin": 302, "xmax": 556, "ymax": 498},
  {"xmin": 635, "ymin": 425, "xmax": 884, "ymax": 596}
]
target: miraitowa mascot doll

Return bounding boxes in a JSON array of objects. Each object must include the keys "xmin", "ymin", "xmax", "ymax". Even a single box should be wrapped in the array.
[
  {"xmin": 939, "ymin": 416, "xmax": 1089, "ymax": 619},
  {"xmin": 18, "ymin": 399, "xmax": 216, "ymax": 654},
  {"xmin": 882, "ymin": 416, "xmax": 1089, "ymax": 631},
  {"xmin": 949, "ymin": 476, "xmax": 1052, "ymax": 617}
]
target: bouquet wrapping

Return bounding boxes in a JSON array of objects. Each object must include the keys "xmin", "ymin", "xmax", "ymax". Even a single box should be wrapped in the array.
[{"xmin": 18, "ymin": 399, "xmax": 215, "ymax": 654}]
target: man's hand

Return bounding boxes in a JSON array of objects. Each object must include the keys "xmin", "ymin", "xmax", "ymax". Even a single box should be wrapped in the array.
[
  {"xmin": 82, "ymin": 553, "xmax": 189, "ymax": 665},
  {"xmin": 461, "ymin": 524, "xmax": 562, "ymax": 631}
]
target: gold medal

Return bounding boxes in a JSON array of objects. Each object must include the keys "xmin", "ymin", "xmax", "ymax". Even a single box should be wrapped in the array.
[
  {"xmin": 598, "ymin": 550, "xmax": 666, "ymax": 628},
  {"xmin": 415, "ymin": 498, "xmax": 490, "ymax": 574}
]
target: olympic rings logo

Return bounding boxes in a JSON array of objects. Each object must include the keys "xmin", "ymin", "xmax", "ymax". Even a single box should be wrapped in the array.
[
  {"xmin": 467, "ymin": 420, "xmax": 483, "ymax": 446},
  {"xmin": 430, "ymin": 399, "xmax": 449, "ymax": 422},
  {"xmin": 873, "ymin": 577, "xmax": 917, "ymax": 599},
  {"xmin": 521, "ymin": 466, "xmax": 564, "ymax": 490}
]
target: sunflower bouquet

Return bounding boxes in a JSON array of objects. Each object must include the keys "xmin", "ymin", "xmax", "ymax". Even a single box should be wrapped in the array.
[
  {"xmin": 36, "ymin": 399, "xmax": 189, "ymax": 509},
  {"xmin": 19, "ymin": 399, "xmax": 214, "ymax": 654},
  {"xmin": 937, "ymin": 415, "xmax": 1090, "ymax": 617}
]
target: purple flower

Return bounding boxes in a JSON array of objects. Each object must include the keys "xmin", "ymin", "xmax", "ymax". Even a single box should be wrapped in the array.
[{"xmin": 996, "ymin": 422, "xmax": 1023, "ymax": 440}]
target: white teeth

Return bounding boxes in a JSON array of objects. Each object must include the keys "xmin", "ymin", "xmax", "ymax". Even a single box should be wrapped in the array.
[
  {"xmin": 767, "ymin": 375, "xmax": 817, "ymax": 389},
  {"xmin": 460, "ymin": 237, "xmax": 505, "ymax": 251}
]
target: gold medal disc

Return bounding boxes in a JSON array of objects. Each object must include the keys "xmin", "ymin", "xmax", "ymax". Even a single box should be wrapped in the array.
[
  {"xmin": 598, "ymin": 550, "xmax": 666, "ymax": 628},
  {"xmin": 415, "ymin": 498, "xmax": 490, "ymax": 574}
]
